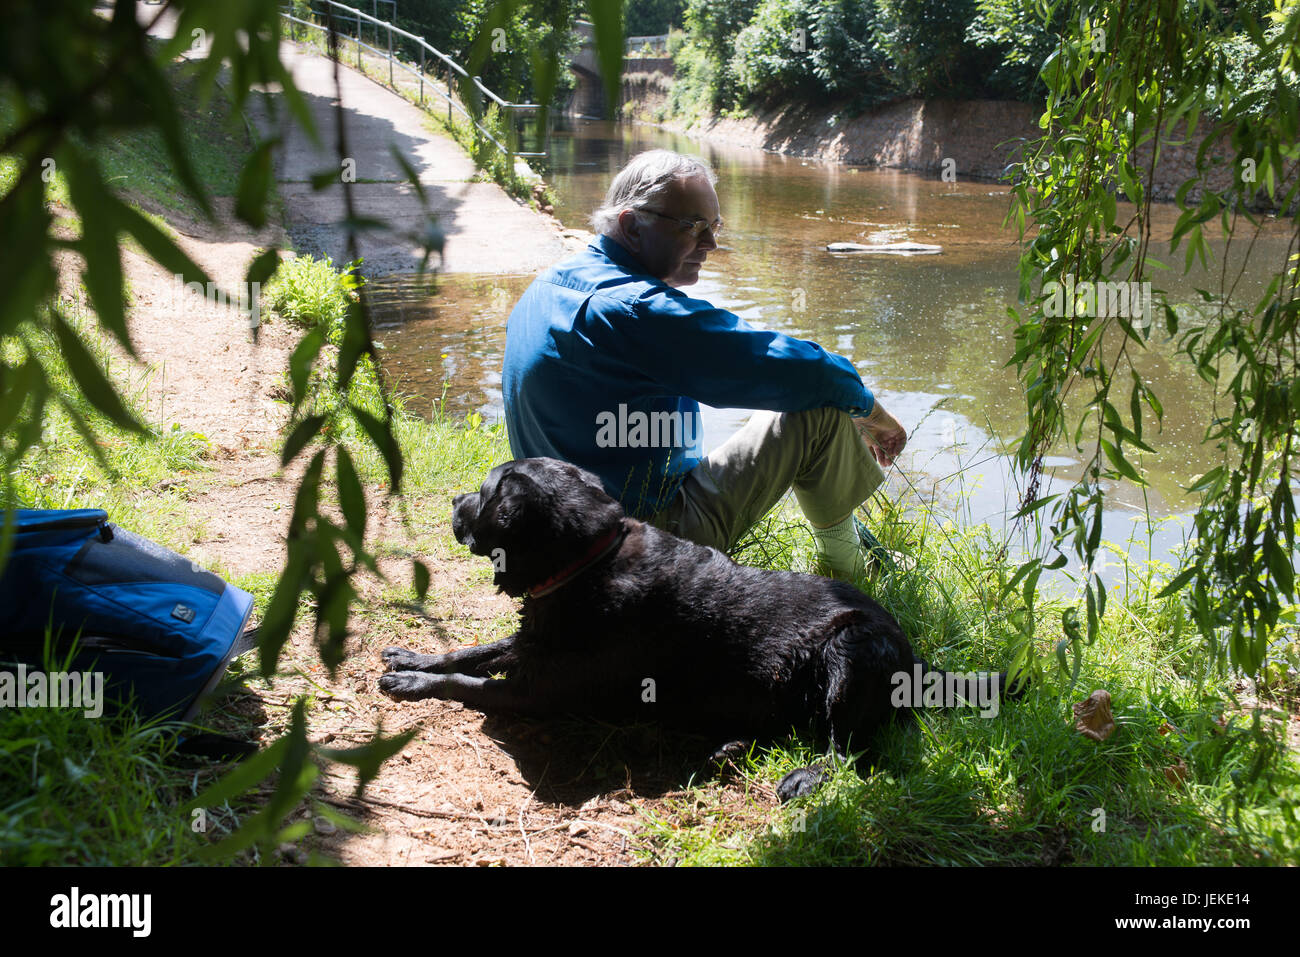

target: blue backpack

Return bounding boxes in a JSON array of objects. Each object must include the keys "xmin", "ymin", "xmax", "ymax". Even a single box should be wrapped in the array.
[{"xmin": 0, "ymin": 509, "xmax": 256, "ymax": 723}]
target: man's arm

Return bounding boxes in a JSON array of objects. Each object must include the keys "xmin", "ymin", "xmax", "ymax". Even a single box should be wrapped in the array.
[{"xmin": 584, "ymin": 286, "xmax": 876, "ymax": 416}]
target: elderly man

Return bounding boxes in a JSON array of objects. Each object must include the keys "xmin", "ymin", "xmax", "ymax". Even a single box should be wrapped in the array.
[{"xmin": 502, "ymin": 149, "xmax": 906, "ymax": 580}]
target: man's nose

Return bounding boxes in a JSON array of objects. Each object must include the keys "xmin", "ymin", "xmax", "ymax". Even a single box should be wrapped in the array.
[{"xmin": 698, "ymin": 228, "xmax": 718, "ymax": 251}]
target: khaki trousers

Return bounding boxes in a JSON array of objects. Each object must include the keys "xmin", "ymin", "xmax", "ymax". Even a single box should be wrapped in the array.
[{"xmin": 646, "ymin": 407, "xmax": 886, "ymax": 551}]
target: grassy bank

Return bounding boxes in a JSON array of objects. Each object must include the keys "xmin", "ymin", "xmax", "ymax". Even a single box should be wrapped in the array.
[
  {"xmin": 7, "ymin": 241, "xmax": 1300, "ymax": 863},
  {"xmin": 644, "ymin": 499, "xmax": 1300, "ymax": 865}
]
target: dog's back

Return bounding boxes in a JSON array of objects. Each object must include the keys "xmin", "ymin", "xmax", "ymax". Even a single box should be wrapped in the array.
[{"xmin": 505, "ymin": 520, "xmax": 916, "ymax": 742}]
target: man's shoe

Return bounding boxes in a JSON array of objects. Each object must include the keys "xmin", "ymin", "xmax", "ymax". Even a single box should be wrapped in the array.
[{"xmin": 854, "ymin": 514, "xmax": 922, "ymax": 577}]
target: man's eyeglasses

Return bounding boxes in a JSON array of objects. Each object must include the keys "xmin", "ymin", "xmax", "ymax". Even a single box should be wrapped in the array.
[{"xmin": 640, "ymin": 208, "xmax": 724, "ymax": 239}]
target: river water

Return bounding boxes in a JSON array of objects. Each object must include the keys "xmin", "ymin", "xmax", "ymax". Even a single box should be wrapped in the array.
[{"xmin": 370, "ymin": 116, "xmax": 1295, "ymax": 575}]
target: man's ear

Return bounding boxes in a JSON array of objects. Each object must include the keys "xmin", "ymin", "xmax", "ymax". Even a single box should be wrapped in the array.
[{"xmin": 615, "ymin": 208, "xmax": 644, "ymax": 252}]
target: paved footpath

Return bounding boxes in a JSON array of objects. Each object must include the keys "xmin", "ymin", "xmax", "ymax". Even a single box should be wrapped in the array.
[
  {"xmin": 268, "ymin": 42, "xmax": 576, "ymax": 276},
  {"xmin": 142, "ymin": 5, "xmax": 576, "ymax": 276}
]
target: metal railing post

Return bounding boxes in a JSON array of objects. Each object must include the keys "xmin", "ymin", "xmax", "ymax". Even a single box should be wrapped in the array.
[
  {"xmin": 419, "ymin": 46, "xmax": 425, "ymax": 105},
  {"xmin": 388, "ymin": 24, "xmax": 393, "ymax": 86}
]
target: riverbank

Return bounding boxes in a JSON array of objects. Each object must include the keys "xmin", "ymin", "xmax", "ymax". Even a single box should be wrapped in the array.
[{"xmin": 622, "ymin": 69, "xmax": 1263, "ymax": 203}]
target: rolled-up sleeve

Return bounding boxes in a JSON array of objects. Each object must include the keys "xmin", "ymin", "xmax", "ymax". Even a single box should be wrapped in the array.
[{"xmin": 581, "ymin": 286, "xmax": 875, "ymax": 416}]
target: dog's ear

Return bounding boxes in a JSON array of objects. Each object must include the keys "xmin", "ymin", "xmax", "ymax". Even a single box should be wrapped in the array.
[
  {"xmin": 474, "ymin": 459, "xmax": 627, "ymax": 598},
  {"xmin": 548, "ymin": 466, "xmax": 624, "ymax": 542},
  {"xmin": 473, "ymin": 469, "xmax": 553, "ymax": 596},
  {"xmin": 477, "ymin": 469, "xmax": 538, "ymax": 538}
]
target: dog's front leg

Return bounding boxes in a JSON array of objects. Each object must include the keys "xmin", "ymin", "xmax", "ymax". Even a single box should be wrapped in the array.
[
  {"xmin": 378, "ymin": 672, "xmax": 531, "ymax": 713},
  {"xmin": 381, "ymin": 635, "xmax": 518, "ymax": 676}
]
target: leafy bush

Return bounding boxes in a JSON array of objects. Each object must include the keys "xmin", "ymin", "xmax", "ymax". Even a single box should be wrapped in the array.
[
  {"xmin": 672, "ymin": 0, "xmax": 1021, "ymax": 116},
  {"xmin": 262, "ymin": 254, "xmax": 362, "ymax": 344},
  {"xmin": 627, "ymin": 0, "xmax": 687, "ymax": 35},
  {"xmin": 678, "ymin": 0, "xmax": 761, "ymax": 112},
  {"xmin": 966, "ymin": 0, "xmax": 1065, "ymax": 100},
  {"xmin": 873, "ymin": 0, "xmax": 999, "ymax": 98},
  {"xmin": 730, "ymin": 0, "xmax": 893, "ymax": 108},
  {"xmin": 730, "ymin": 0, "xmax": 822, "ymax": 102},
  {"xmin": 450, "ymin": 0, "xmax": 579, "ymax": 106}
]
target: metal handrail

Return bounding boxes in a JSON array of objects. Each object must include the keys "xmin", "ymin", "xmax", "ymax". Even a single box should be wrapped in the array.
[{"xmin": 280, "ymin": 1, "xmax": 547, "ymax": 165}]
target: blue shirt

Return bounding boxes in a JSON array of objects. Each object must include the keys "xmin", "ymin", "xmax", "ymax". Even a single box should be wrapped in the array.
[{"xmin": 502, "ymin": 235, "xmax": 875, "ymax": 517}]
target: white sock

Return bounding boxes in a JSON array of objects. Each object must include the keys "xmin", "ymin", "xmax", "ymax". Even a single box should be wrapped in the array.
[{"xmin": 810, "ymin": 514, "xmax": 864, "ymax": 580}]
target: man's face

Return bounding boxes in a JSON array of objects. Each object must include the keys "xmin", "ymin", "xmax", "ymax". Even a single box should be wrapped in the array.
[{"xmin": 618, "ymin": 174, "xmax": 721, "ymax": 288}]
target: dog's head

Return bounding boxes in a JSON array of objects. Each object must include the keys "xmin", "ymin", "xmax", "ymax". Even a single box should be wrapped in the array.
[{"xmin": 451, "ymin": 457, "xmax": 626, "ymax": 597}]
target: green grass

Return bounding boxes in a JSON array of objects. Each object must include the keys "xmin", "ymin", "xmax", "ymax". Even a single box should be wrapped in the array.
[
  {"xmin": 0, "ymin": 58, "xmax": 255, "ymax": 222},
  {"xmin": 1, "ymin": 301, "xmax": 213, "ymax": 543},
  {"xmin": 633, "ymin": 495, "xmax": 1300, "ymax": 866},
  {"xmin": 0, "ymin": 697, "xmax": 207, "ymax": 866},
  {"xmin": 97, "ymin": 76, "xmax": 252, "ymax": 220},
  {"xmin": 262, "ymin": 254, "xmax": 363, "ymax": 343}
]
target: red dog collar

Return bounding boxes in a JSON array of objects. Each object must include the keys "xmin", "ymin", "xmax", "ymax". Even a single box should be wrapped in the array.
[{"xmin": 526, "ymin": 523, "xmax": 628, "ymax": 598}]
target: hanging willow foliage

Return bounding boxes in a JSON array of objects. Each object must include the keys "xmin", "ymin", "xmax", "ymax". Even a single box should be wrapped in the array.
[{"xmin": 1005, "ymin": 0, "xmax": 1299, "ymax": 684}]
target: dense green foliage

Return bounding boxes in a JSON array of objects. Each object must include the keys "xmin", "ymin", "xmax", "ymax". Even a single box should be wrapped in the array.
[
  {"xmin": 668, "ymin": 0, "xmax": 1040, "ymax": 117},
  {"xmin": 664, "ymin": 0, "xmax": 1291, "ymax": 120},
  {"xmin": 1004, "ymin": 0, "xmax": 1299, "ymax": 791},
  {"xmin": 626, "ymin": 0, "xmax": 687, "ymax": 34},
  {"xmin": 263, "ymin": 254, "xmax": 363, "ymax": 344},
  {"xmin": 381, "ymin": 0, "xmax": 579, "ymax": 105}
]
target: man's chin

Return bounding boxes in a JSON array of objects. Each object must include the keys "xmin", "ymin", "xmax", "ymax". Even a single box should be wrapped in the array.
[{"xmin": 669, "ymin": 265, "xmax": 703, "ymax": 287}]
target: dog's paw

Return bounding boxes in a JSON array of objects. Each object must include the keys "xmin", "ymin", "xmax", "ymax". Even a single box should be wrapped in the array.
[
  {"xmin": 378, "ymin": 671, "xmax": 441, "ymax": 701},
  {"xmin": 382, "ymin": 647, "xmax": 432, "ymax": 673},
  {"xmin": 709, "ymin": 740, "xmax": 751, "ymax": 765},
  {"xmin": 776, "ymin": 765, "xmax": 829, "ymax": 803},
  {"xmin": 703, "ymin": 740, "xmax": 752, "ymax": 780}
]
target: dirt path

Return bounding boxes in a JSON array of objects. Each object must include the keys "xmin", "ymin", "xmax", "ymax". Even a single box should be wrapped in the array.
[{"xmin": 108, "ymin": 33, "xmax": 732, "ymax": 866}]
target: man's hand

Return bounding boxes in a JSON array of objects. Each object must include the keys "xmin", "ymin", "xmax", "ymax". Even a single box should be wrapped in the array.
[{"xmin": 854, "ymin": 402, "xmax": 907, "ymax": 467}]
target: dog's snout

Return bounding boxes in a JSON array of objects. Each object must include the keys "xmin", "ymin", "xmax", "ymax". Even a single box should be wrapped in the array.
[{"xmin": 451, "ymin": 492, "xmax": 479, "ymax": 546}]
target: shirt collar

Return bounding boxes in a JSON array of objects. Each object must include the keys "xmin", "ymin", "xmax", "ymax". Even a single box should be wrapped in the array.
[{"xmin": 592, "ymin": 233, "xmax": 651, "ymax": 277}]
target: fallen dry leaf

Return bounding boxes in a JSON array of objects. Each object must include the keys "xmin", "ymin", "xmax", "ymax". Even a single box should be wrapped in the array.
[
  {"xmin": 1073, "ymin": 689, "xmax": 1116, "ymax": 742},
  {"xmin": 1164, "ymin": 759, "xmax": 1189, "ymax": 787}
]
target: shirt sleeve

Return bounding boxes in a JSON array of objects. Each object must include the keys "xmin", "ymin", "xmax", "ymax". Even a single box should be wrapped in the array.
[{"xmin": 581, "ymin": 285, "xmax": 875, "ymax": 416}]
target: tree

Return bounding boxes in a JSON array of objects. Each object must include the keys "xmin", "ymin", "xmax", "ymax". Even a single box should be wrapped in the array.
[{"xmin": 1003, "ymin": 0, "xmax": 1299, "ymax": 702}]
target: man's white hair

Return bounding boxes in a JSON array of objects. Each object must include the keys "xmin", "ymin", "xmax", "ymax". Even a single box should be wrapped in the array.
[{"xmin": 590, "ymin": 149, "xmax": 717, "ymax": 235}]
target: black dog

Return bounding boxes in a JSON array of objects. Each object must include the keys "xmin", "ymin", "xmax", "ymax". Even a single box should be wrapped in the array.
[{"xmin": 380, "ymin": 457, "xmax": 1019, "ymax": 800}]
